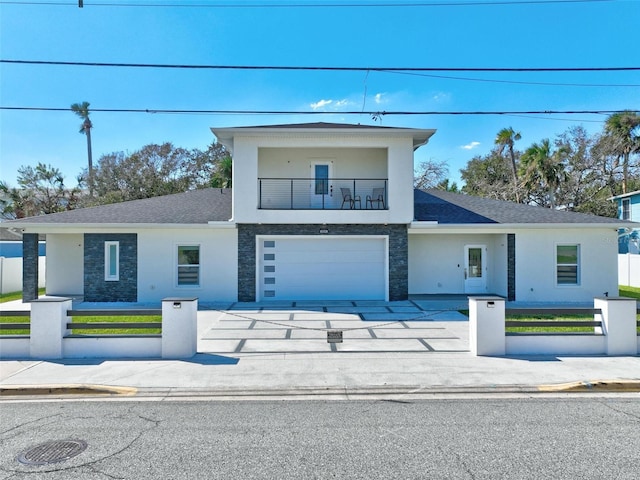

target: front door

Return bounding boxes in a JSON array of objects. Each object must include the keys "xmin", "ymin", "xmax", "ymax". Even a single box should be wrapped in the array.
[
  {"xmin": 464, "ymin": 245, "xmax": 487, "ymax": 293},
  {"xmin": 310, "ymin": 162, "xmax": 332, "ymax": 208}
]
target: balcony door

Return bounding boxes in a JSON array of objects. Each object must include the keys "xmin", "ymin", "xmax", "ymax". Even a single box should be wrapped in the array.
[{"xmin": 310, "ymin": 161, "xmax": 333, "ymax": 208}]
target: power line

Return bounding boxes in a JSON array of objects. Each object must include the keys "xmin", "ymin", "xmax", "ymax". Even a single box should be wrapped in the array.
[
  {"xmin": 0, "ymin": 106, "xmax": 631, "ymax": 116},
  {"xmin": 2, "ymin": 59, "xmax": 639, "ymax": 72},
  {"xmin": 0, "ymin": 0, "xmax": 620, "ymax": 8}
]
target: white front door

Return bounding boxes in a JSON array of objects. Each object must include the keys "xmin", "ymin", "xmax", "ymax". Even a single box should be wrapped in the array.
[
  {"xmin": 310, "ymin": 162, "xmax": 333, "ymax": 208},
  {"xmin": 464, "ymin": 245, "xmax": 487, "ymax": 293}
]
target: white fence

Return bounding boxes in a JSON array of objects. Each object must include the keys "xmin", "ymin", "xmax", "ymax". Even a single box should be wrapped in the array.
[
  {"xmin": 0, "ymin": 257, "xmax": 46, "ymax": 294},
  {"xmin": 0, "ymin": 297, "xmax": 197, "ymax": 360},
  {"xmin": 618, "ymin": 253, "xmax": 640, "ymax": 288},
  {"xmin": 470, "ymin": 296, "xmax": 639, "ymax": 356}
]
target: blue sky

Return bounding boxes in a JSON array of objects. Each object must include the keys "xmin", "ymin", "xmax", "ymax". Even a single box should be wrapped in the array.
[{"xmin": 1, "ymin": 0, "xmax": 638, "ymax": 188}]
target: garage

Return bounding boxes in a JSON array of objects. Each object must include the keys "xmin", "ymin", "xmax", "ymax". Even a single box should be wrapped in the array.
[{"xmin": 258, "ymin": 237, "xmax": 387, "ymax": 301}]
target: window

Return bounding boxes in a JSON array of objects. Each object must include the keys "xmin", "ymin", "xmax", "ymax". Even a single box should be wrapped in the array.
[
  {"xmin": 177, "ymin": 245, "xmax": 200, "ymax": 286},
  {"xmin": 556, "ymin": 245, "xmax": 579, "ymax": 285},
  {"xmin": 105, "ymin": 241, "xmax": 119, "ymax": 281},
  {"xmin": 622, "ymin": 199, "xmax": 630, "ymax": 220}
]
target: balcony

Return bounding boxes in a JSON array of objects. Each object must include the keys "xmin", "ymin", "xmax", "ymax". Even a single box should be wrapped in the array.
[{"xmin": 258, "ymin": 178, "xmax": 388, "ymax": 210}]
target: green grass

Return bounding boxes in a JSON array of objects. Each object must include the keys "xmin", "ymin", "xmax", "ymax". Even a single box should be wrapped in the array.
[
  {"xmin": 0, "ymin": 288, "xmax": 45, "ymax": 303},
  {"xmin": 70, "ymin": 316, "xmax": 162, "ymax": 335},
  {"xmin": 505, "ymin": 314, "xmax": 594, "ymax": 334},
  {"xmin": 618, "ymin": 285, "xmax": 640, "ymax": 300},
  {"xmin": 0, "ymin": 315, "xmax": 161, "ymax": 335}
]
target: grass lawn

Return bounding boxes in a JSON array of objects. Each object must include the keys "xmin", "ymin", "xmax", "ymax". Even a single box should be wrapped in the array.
[
  {"xmin": 618, "ymin": 285, "xmax": 640, "ymax": 300},
  {"xmin": 0, "ymin": 288, "xmax": 45, "ymax": 303},
  {"xmin": 505, "ymin": 314, "xmax": 595, "ymax": 334}
]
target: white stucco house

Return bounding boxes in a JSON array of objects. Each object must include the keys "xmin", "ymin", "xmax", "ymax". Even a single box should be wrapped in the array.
[{"xmin": 8, "ymin": 122, "xmax": 628, "ymax": 304}]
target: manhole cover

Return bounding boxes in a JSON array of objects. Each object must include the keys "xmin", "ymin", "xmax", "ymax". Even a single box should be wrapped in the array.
[{"xmin": 17, "ymin": 440, "xmax": 87, "ymax": 466}]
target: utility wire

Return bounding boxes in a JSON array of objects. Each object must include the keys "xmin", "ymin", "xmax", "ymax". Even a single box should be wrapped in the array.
[
  {"xmin": 0, "ymin": 106, "xmax": 631, "ymax": 116},
  {"xmin": 0, "ymin": 0, "xmax": 621, "ymax": 8},
  {"xmin": 2, "ymin": 59, "xmax": 639, "ymax": 72}
]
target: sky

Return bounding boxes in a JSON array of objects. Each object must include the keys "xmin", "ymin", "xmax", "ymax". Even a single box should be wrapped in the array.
[{"xmin": 1, "ymin": 0, "xmax": 639, "ymax": 189}]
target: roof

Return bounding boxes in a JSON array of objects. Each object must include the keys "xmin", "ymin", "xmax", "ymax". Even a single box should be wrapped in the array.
[
  {"xmin": 609, "ymin": 190, "xmax": 640, "ymax": 201},
  {"xmin": 0, "ymin": 227, "xmax": 23, "ymax": 241},
  {"xmin": 6, "ymin": 187, "xmax": 626, "ymax": 228},
  {"xmin": 211, "ymin": 122, "xmax": 436, "ymax": 152},
  {"xmin": 6, "ymin": 188, "xmax": 232, "ymax": 226},
  {"xmin": 414, "ymin": 189, "xmax": 626, "ymax": 225}
]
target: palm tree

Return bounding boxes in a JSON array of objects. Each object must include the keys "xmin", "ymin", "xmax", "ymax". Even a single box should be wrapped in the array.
[
  {"xmin": 211, "ymin": 156, "xmax": 232, "ymax": 188},
  {"xmin": 71, "ymin": 101, "xmax": 94, "ymax": 196},
  {"xmin": 495, "ymin": 127, "xmax": 522, "ymax": 202},
  {"xmin": 604, "ymin": 111, "xmax": 640, "ymax": 194},
  {"xmin": 521, "ymin": 139, "xmax": 567, "ymax": 209}
]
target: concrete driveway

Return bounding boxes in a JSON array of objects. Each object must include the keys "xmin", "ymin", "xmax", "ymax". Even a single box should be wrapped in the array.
[{"xmin": 197, "ymin": 300, "xmax": 469, "ymax": 355}]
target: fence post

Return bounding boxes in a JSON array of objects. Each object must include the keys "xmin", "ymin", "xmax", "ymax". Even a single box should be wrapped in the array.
[
  {"xmin": 469, "ymin": 296, "xmax": 505, "ymax": 356},
  {"xmin": 162, "ymin": 297, "xmax": 198, "ymax": 359},
  {"xmin": 30, "ymin": 297, "xmax": 72, "ymax": 359},
  {"xmin": 594, "ymin": 297, "xmax": 638, "ymax": 356}
]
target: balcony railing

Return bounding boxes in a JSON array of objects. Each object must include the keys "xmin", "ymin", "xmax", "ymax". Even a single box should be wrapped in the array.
[{"xmin": 258, "ymin": 178, "xmax": 388, "ymax": 210}]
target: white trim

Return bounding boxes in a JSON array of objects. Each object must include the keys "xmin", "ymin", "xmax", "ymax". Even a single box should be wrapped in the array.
[{"xmin": 104, "ymin": 241, "xmax": 119, "ymax": 281}]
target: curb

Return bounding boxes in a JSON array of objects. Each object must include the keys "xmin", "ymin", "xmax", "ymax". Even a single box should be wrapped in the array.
[
  {"xmin": 0, "ymin": 384, "xmax": 138, "ymax": 397},
  {"xmin": 537, "ymin": 379, "xmax": 640, "ymax": 392}
]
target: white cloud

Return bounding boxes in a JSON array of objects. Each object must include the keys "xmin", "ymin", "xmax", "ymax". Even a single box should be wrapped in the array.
[
  {"xmin": 310, "ymin": 99, "xmax": 333, "ymax": 110},
  {"xmin": 461, "ymin": 141, "xmax": 481, "ymax": 150},
  {"xmin": 334, "ymin": 99, "xmax": 350, "ymax": 107},
  {"xmin": 432, "ymin": 92, "xmax": 451, "ymax": 102},
  {"xmin": 374, "ymin": 93, "xmax": 385, "ymax": 104}
]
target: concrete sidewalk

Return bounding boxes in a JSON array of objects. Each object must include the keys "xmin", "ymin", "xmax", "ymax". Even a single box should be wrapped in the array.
[{"xmin": 1, "ymin": 300, "xmax": 639, "ymax": 398}]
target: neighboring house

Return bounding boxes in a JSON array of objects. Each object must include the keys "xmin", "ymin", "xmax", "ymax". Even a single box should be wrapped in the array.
[
  {"xmin": 610, "ymin": 190, "xmax": 640, "ymax": 254},
  {"xmin": 7, "ymin": 122, "xmax": 629, "ymax": 303},
  {"xmin": 0, "ymin": 227, "xmax": 46, "ymax": 294}
]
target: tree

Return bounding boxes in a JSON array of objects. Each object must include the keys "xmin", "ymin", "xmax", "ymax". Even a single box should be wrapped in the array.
[
  {"xmin": 414, "ymin": 159, "xmax": 449, "ymax": 190},
  {"xmin": 0, "ymin": 163, "xmax": 81, "ymax": 219},
  {"xmin": 520, "ymin": 139, "xmax": 567, "ymax": 209},
  {"xmin": 494, "ymin": 127, "xmax": 522, "ymax": 202},
  {"xmin": 85, "ymin": 142, "xmax": 230, "ymax": 206},
  {"xmin": 71, "ymin": 101, "xmax": 94, "ymax": 196},
  {"xmin": 603, "ymin": 111, "xmax": 640, "ymax": 194},
  {"xmin": 460, "ymin": 151, "xmax": 517, "ymax": 201}
]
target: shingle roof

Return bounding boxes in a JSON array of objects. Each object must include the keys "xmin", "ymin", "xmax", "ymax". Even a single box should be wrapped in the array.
[
  {"xmin": 415, "ymin": 189, "xmax": 625, "ymax": 225},
  {"xmin": 6, "ymin": 187, "xmax": 625, "ymax": 227},
  {"xmin": 6, "ymin": 188, "xmax": 232, "ymax": 225},
  {"xmin": 0, "ymin": 227, "xmax": 23, "ymax": 241}
]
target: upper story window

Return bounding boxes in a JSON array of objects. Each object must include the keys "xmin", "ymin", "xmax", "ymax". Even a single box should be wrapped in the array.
[
  {"xmin": 105, "ymin": 241, "xmax": 119, "ymax": 281},
  {"xmin": 622, "ymin": 199, "xmax": 630, "ymax": 220}
]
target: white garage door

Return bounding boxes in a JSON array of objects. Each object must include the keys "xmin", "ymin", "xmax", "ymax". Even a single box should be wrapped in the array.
[{"xmin": 258, "ymin": 237, "xmax": 386, "ymax": 301}]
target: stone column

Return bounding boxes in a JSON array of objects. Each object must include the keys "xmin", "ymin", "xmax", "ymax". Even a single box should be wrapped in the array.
[{"xmin": 22, "ymin": 233, "xmax": 39, "ymax": 302}]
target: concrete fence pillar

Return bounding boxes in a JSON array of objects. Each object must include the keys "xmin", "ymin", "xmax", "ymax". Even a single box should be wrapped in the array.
[
  {"xmin": 162, "ymin": 297, "xmax": 198, "ymax": 359},
  {"xmin": 30, "ymin": 297, "xmax": 72, "ymax": 359},
  {"xmin": 469, "ymin": 296, "xmax": 505, "ymax": 356},
  {"xmin": 594, "ymin": 297, "xmax": 638, "ymax": 356}
]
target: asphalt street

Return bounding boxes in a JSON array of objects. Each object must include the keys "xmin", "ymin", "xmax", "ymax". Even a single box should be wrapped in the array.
[{"xmin": 1, "ymin": 398, "xmax": 639, "ymax": 479}]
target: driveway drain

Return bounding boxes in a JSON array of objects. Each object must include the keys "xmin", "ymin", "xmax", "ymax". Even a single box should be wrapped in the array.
[{"xmin": 17, "ymin": 440, "xmax": 87, "ymax": 466}]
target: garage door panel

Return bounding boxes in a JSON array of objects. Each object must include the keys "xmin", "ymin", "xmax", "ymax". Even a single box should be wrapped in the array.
[{"xmin": 259, "ymin": 237, "xmax": 386, "ymax": 301}]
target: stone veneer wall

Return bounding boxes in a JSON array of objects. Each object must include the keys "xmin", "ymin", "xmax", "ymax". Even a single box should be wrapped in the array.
[
  {"xmin": 22, "ymin": 233, "xmax": 40, "ymax": 302},
  {"xmin": 507, "ymin": 233, "xmax": 516, "ymax": 301},
  {"xmin": 84, "ymin": 233, "xmax": 137, "ymax": 302},
  {"xmin": 238, "ymin": 224, "xmax": 408, "ymax": 302}
]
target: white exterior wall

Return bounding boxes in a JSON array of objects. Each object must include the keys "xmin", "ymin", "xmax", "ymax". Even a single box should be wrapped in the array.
[
  {"xmin": 232, "ymin": 133, "xmax": 415, "ymax": 224},
  {"xmin": 137, "ymin": 228, "xmax": 237, "ymax": 302},
  {"xmin": 618, "ymin": 253, "xmax": 640, "ymax": 287},
  {"xmin": 515, "ymin": 228, "xmax": 618, "ymax": 302},
  {"xmin": 46, "ymin": 234, "xmax": 84, "ymax": 296},
  {"xmin": 408, "ymin": 233, "xmax": 507, "ymax": 296},
  {"xmin": 0, "ymin": 257, "xmax": 46, "ymax": 294}
]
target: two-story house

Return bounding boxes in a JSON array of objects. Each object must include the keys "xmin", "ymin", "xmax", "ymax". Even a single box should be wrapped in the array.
[
  {"xmin": 9, "ymin": 122, "xmax": 626, "ymax": 304},
  {"xmin": 610, "ymin": 190, "xmax": 640, "ymax": 254}
]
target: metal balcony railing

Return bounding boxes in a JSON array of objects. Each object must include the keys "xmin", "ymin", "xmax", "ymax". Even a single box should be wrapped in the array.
[{"xmin": 258, "ymin": 178, "xmax": 388, "ymax": 210}]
